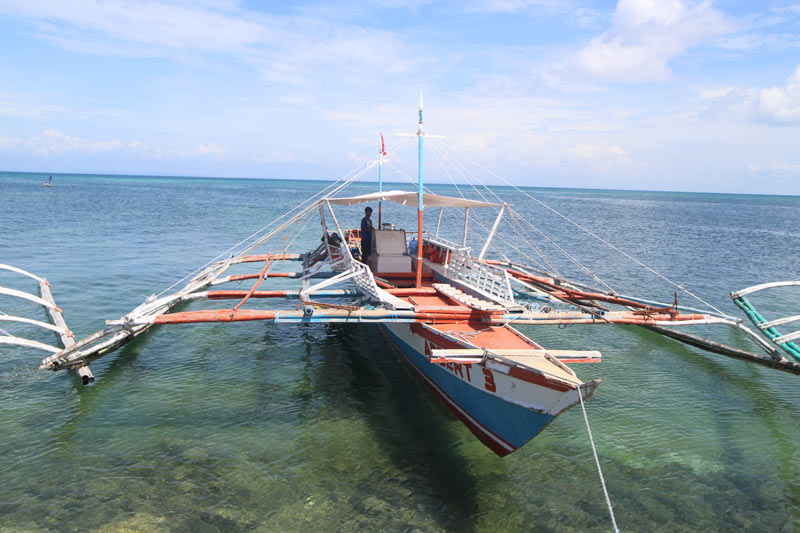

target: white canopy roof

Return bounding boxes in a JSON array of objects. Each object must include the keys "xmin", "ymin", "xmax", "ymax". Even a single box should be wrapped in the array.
[{"xmin": 326, "ymin": 190, "xmax": 500, "ymax": 209}]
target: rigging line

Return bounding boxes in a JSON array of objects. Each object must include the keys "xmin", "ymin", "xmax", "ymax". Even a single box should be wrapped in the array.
[
  {"xmin": 387, "ymin": 147, "xmax": 564, "ymax": 279},
  {"xmin": 578, "ymin": 386, "xmax": 620, "ymax": 533},
  {"xmin": 157, "ymin": 166, "xmax": 366, "ymax": 296},
  {"xmin": 433, "ymin": 140, "xmax": 602, "ymax": 284},
  {"xmin": 430, "ymin": 140, "xmax": 499, "ymax": 205},
  {"xmin": 156, "ymin": 201, "xmax": 319, "ymax": 297},
  {"xmin": 507, "ymin": 209, "xmax": 562, "ymax": 277},
  {"xmin": 426, "ymin": 142, "xmax": 505, "ymax": 238},
  {"xmin": 384, "ymin": 160, "xmax": 424, "ymax": 189},
  {"xmin": 443, "ymin": 201, "xmax": 554, "ymax": 274},
  {"xmin": 281, "ymin": 210, "xmax": 315, "ymax": 254},
  {"xmin": 384, "ymin": 160, "xmax": 481, "ymax": 239},
  {"xmin": 509, "ymin": 206, "xmax": 522, "ymax": 267},
  {"xmin": 385, "ymin": 160, "xmax": 502, "ymax": 254},
  {"xmin": 421, "ymin": 144, "xmax": 468, "ymax": 200},
  {"xmin": 383, "ymin": 155, "xmax": 528, "ymax": 268},
  {"xmin": 240, "ymin": 158, "xmax": 389, "ymax": 255},
  {"xmin": 383, "ymin": 158, "xmax": 476, "ymax": 233},
  {"xmin": 441, "ymin": 141, "xmax": 726, "ymax": 316},
  {"xmin": 510, "ymin": 207, "xmax": 616, "ymax": 293},
  {"xmin": 430, "ymin": 142, "xmax": 564, "ymax": 271},
  {"xmin": 154, "ymin": 138, "xmax": 417, "ymax": 297},
  {"xmin": 507, "ymin": 210, "xmax": 560, "ymax": 278},
  {"xmin": 431, "ymin": 139, "xmax": 507, "ymax": 205},
  {"xmin": 429, "ymin": 142, "xmax": 491, "ymax": 203}
]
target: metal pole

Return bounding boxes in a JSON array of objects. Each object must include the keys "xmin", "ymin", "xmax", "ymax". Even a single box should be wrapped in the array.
[
  {"xmin": 462, "ymin": 208, "xmax": 469, "ymax": 246},
  {"xmin": 378, "ymin": 132, "xmax": 384, "ymax": 228},
  {"xmin": 416, "ymin": 92, "xmax": 424, "ymax": 288}
]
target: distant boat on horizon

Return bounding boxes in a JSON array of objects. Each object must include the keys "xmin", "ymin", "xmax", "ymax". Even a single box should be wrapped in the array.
[{"xmin": 42, "ymin": 175, "xmax": 52, "ymax": 187}]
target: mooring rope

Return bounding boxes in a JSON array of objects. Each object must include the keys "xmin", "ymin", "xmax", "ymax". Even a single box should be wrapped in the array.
[{"xmin": 577, "ymin": 385, "xmax": 620, "ymax": 533}]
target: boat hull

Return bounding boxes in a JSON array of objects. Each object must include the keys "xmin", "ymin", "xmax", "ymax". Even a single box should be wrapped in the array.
[{"xmin": 381, "ymin": 322, "xmax": 588, "ymax": 456}]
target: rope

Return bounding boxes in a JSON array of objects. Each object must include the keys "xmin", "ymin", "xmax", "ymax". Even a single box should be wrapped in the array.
[
  {"xmin": 231, "ymin": 254, "xmax": 273, "ymax": 315},
  {"xmin": 156, "ymin": 137, "xmax": 413, "ymax": 298},
  {"xmin": 577, "ymin": 385, "xmax": 620, "ymax": 533},
  {"xmin": 510, "ymin": 207, "xmax": 616, "ymax": 293},
  {"xmin": 430, "ymin": 140, "xmax": 613, "ymax": 292},
  {"xmin": 438, "ymin": 141, "xmax": 726, "ymax": 316},
  {"xmin": 298, "ymin": 298, "xmax": 360, "ymax": 312},
  {"xmin": 409, "ymin": 149, "xmax": 555, "ymax": 276}
]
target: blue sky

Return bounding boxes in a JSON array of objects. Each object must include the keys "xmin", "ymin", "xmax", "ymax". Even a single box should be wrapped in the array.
[{"xmin": 1, "ymin": 0, "xmax": 799, "ymax": 194}]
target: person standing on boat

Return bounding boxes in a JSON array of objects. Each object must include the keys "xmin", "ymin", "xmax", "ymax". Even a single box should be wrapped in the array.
[{"xmin": 361, "ymin": 207, "xmax": 374, "ymax": 261}]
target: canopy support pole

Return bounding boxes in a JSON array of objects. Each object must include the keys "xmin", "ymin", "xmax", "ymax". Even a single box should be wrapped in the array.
[
  {"xmin": 325, "ymin": 200, "xmax": 354, "ymax": 264},
  {"xmin": 479, "ymin": 205, "xmax": 506, "ymax": 261},
  {"xmin": 462, "ymin": 208, "xmax": 469, "ymax": 246}
]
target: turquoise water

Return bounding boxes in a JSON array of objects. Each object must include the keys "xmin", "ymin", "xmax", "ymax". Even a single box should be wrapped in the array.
[{"xmin": 1, "ymin": 172, "xmax": 799, "ymax": 531}]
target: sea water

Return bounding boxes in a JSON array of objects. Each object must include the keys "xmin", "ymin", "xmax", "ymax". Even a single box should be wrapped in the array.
[{"xmin": 1, "ymin": 172, "xmax": 799, "ymax": 531}]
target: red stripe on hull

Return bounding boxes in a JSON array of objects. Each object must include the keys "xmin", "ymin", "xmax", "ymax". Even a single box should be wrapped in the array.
[
  {"xmin": 413, "ymin": 324, "xmax": 576, "ymax": 393},
  {"xmin": 508, "ymin": 365, "xmax": 573, "ymax": 392}
]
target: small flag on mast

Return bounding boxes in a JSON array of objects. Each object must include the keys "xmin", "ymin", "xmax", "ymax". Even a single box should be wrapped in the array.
[{"xmin": 380, "ymin": 131, "xmax": 387, "ymax": 156}]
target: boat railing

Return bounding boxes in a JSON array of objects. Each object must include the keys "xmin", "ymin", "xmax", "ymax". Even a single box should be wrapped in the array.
[
  {"xmin": 445, "ymin": 249, "xmax": 516, "ymax": 304},
  {"xmin": 423, "ymin": 235, "xmax": 470, "ymax": 253}
]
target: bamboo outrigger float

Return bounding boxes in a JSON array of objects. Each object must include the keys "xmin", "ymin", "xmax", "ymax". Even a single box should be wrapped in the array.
[{"xmin": 3, "ymin": 98, "xmax": 799, "ymax": 457}]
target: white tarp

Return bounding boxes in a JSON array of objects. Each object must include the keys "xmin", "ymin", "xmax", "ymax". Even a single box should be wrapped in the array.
[{"xmin": 326, "ymin": 190, "xmax": 500, "ymax": 209}]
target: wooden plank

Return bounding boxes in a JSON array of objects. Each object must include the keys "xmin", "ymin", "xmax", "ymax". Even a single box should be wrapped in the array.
[
  {"xmin": 39, "ymin": 280, "xmax": 95, "ymax": 382},
  {"xmin": 38, "ymin": 281, "xmax": 74, "ymax": 348},
  {"xmin": 431, "ymin": 348, "xmax": 601, "ymax": 358}
]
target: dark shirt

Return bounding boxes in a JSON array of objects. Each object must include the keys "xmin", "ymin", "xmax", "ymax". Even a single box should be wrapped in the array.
[{"xmin": 360, "ymin": 215, "xmax": 374, "ymax": 255}]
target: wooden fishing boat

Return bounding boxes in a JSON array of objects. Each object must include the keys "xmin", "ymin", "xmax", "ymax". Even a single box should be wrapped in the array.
[{"xmin": 3, "ymin": 97, "xmax": 799, "ymax": 458}]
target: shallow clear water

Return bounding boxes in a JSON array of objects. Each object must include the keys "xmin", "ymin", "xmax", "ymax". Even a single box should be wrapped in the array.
[{"xmin": 1, "ymin": 172, "xmax": 799, "ymax": 531}]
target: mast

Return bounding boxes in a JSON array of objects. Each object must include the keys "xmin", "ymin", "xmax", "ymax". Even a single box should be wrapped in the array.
[
  {"xmin": 378, "ymin": 132, "xmax": 385, "ymax": 228},
  {"xmin": 416, "ymin": 91, "xmax": 424, "ymax": 288}
]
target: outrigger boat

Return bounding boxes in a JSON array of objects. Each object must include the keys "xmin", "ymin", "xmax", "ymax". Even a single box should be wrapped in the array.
[{"xmin": 3, "ymin": 97, "xmax": 799, "ymax": 457}]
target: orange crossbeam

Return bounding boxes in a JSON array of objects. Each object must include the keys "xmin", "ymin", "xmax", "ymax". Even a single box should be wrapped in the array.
[
  {"xmin": 208, "ymin": 290, "xmax": 291, "ymax": 300},
  {"xmin": 155, "ymin": 309, "xmax": 278, "ymax": 324}
]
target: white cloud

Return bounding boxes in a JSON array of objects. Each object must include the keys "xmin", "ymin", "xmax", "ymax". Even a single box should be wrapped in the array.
[
  {"xmin": 748, "ymin": 160, "xmax": 800, "ymax": 176},
  {"xmin": 192, "ymin": 142, "xmax": 229, "ymax": 158},
  {"xmin": 755, "ymin": 65, "xmax": 800, "ymax": 124},
  {"xmin": 565, "ymin": 142, "xmax": 627, "ymax": 159},
  {"xmin": 463, "ymin": 0, "xmax": 569, "ymax": 13},
  {"xmin": 567, "ymin": 0, "xmax": 736, "ymax": 83},
  {"xmin": 699, "ymin": 3, "xmax": 800, "ymax": 53},
  {"xmin": 24, "ymin": 129, "xmax": 122, "ymax": 156},
  {"xmin": 698, "ymin": 86, "xmax": 734, "ymax": 99},
  {"xmin": 2, "ymin": 1, "xmax": 271, "ymax": 54},
  {"xmin": 0, "ymin": 129, "xmax": 238, "ymax": 161},
  {"xmin": 0, "ymin": 0, "xmax": 426, "ymax": 90}
]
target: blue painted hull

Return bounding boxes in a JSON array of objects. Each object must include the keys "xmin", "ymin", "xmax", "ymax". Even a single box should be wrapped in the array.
[{"xmin": 381, "ymin": 323, "xmax": 558, "ymax": 456}]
